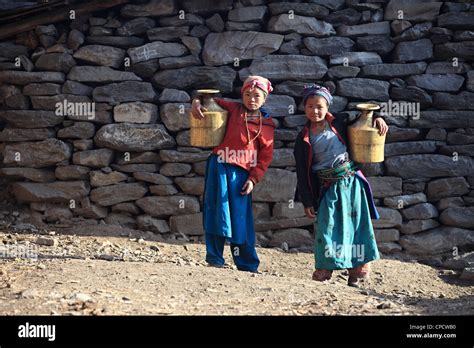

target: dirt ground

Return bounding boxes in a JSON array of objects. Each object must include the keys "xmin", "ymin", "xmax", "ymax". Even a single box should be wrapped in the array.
[{"xmin": 0, "ymin": 230, "xmax": 473, "ymax": 316}]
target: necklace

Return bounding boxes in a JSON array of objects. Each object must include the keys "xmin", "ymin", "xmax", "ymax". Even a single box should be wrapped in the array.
[{"xmin": 244, "ymin": 110, "xmax": 263, "ymax": 144}]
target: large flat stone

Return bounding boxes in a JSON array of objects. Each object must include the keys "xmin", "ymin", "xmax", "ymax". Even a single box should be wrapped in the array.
[
  {"xmin": 136, "ymin": 215, "xmax": 170, "ymax": 234},
  {"xmin": 57, "ymin": 122, "xmax": 96, "ymax": 139},
  {"xmin": 255, "ymin": 216, "xmax": 313, "ymax": 231},
  {"xmin": 0, "ymin": 167, "xmax": 55, "ymax": 183},
  {"xmin": 374, "ymin": 229, "xmax": 400, "ymax": 243},
  {"xmin": 383, "ymin": 192, "xmax": 427, "ymax": 209},
  {"xmin": 270, "ymin": 148, "xmax": 296, "ymax": 167},
  {"xmin": 243, "ymin": 55, "xmax": 327, "ymax": 81},
  {"xmin": 303, "ymin": 36, "xmax": 355, "ymax": 56},
  {"xmin": 435, "ymin": 41, "xmax": 474, "ymax": 61},
  {"xmin": 3, "ymin": 139, "xmax": 71, "ymax": 168},
  {"xmin": 55, "ymin": 165, "xmax": 90, "ymax": 181},
  {"xmin": 228, "ymin": 6, "xmax": 268, "ymax": 22},
  {"xmin": 0, "ymin": 110, "xmax": 63, "ymax": 128},
  {"xmin": 437, "ymin": 12, "xmax": 474, "ymax": 30},
  {"xmin": 121, "ymin": 0, "xmax": 177, "ymax": 17},
  {"xmin": 394, "ymin": 39, "xmax": 433, "ymax": 62},
  {"xmin": 269, "ymin": 228, "xmax": 313, "ymax": 248},
  {"xmin": 153, "ymin": 66, "xmax": 236, "ymax": 94},
  {"xmin": 68, "ymin": 66, "xmax": 142, "ymax": 83},
  {"xmin": 406, "ymin": 74, "xmax": 464, "ymax": 92},
  {"xmin": 72, "ymin": 148, "xmax": 115, "ymax": 168},
  {"xmin": 11, "ymin": 181, "xmax": 90, "ymax": 203},
  {"xmin": 440, "ymin": 207, "xmax": 474, "ymax": 229},
  {"xmin": 0, "ymin": 71, "xmax": 65, "ymax": 85},
  {"xmin": 400, "ymin": 226, "xmax": 474, "ymax": 255},
  {"xmin": 372, "ymin": 207, "xmax": 402, "ymax": 228},
  {"xmin": 426, "ymin": 177, "xmax": 470, "ymax": 201},
  {"xmin": 409, "ymin": 111, "xmax": 474, "ymax": 128},
  {"xmin": 159, "ymin": 55, "xmax": 202, "ymax": 69},
  {"xmin": 111, "ymin": 164, "xmax": 159, "ymax": 173},
  {"xmin": 127, "ymin": 41, "xmax": 187, "ymax": 64},
  {"xmin": 146, "ymin": 26, "xmax": 189, "ymax": 42},
  {"xmin": 85, "ymin": 36, "xmax": 145, "ymax": 48},
  {"xmin": 117, "ymin": 17, "xmax": 156, "ymax": 36},
  {"xmin": 135, "ymin": 196, "xmax": 200, "ymax": 217},
  {"xmin": 93, "ymin": 81, "xmax": 156, "ymax": 103},
  {"xmin": 113, "ymin": 102, "xmax": 158, "ymax": 123},
  {"xmin": 170, "ymin": 213, "xmax": 204, "ymax": 235},
  {"xmin": 160, "ymin": 103, "xmax": 191, "ymax": 132},
  {"xmin": 94, "ymin": 123, "xmax": 175, "ymax": 151},
  {"xmin": 366, "ymin": 176, "xmax": 402, "ymax": 198},
  {"xmin": 160, "ymin": 163, "xmax": 192, "ymax": 176},
  {"xmin": 401, "ymin": 203, "xmax": 438, "ymax": 220},
  {"xmin": 384, "ymin": 0, "xmax": 442, "ymax": 21},
  {"xmin": 264, "ymin": 94, "xmax": 296, "ymax": 117},
  {"xmin": 90, "ymin": 183, "xmax": 148, "ymax": 206},
  {"xmin": 433, "ymin": 92, "xmax": 474, "ymax": 110},
  {"xmin": 385, "ymin": 141, "xmax": 437, "ymax": 157},
  {"xmin": 390, "ymin": 86, "xmax": 432, "ymax": 109},
  {"xmin": 267, "ymin": 14, "xmax": 335, "ymax": 37},
  {"xmin": 356, "ymin": 35, "xmax": 395, "ymax": 56},
  {"xmin": 361, "ymin": 62, "xmax": 426, "ymax": 78},
  {"xmin": 160, "ymin": 150, "xmax": 210, "ymax": 163},
  {"xmin": 133, "ymin": 172, "xmax": 173, "ymax": 185},
  {"xmin": 330, "ymin": 52, "xmax": 382, "ymax": 67},
  {"xmin": 336, "ymin": 78, "xmax": 390, "ymax": 100},
  {"xmin": 73, "ymin": 45, "xmax": 125, "ymax": 68},
  {"xmin": 400, "ymin": 219, "xmax": 439, "ymax": 235},
  {"xmin": 386, "ymin": 154, "xmax": 474, "ymax": 179},
  {"xmin": 22, "ymin": 83, "xmax": 61, "ymax": 96},
  {"xmin": 272, "ymin": 201, "xmax": 305, "ymax": 219},
  {"xmin": 202, "ymin": 31, "xmax": 283, "ymax": 66},
  {"xmin": 0, "ymin": 128, "xmax": 54, "ymax": 142},
  {"xmin": 181, "ymin": 0, "xmax": 232, "ymax": 14},
  {"xmin": 253, "ymin": 168, "xmax": 297, "ymax": 202},
  {"xmin": 385, "ymin": 126, "xmax": 422, "ymax": 143},
  {"xmin": 174, "ymin": 177, "xmax": 204, "ymax": 196},
  {"xmin": 268, "ymin": 2, "xmax": 329, "ymax": 18},
  {"xmin": 337, "ymin": 21, "xmax": 391, "ymax": 36},
  {"xmin": 35, "ymin": 53, "xmax": 76, "ymax": 73}
]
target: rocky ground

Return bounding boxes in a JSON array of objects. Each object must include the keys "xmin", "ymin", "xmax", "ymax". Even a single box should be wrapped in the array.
[{"xmin": 0, "ymin": 228, "xmax": 473, "ymax": 316}]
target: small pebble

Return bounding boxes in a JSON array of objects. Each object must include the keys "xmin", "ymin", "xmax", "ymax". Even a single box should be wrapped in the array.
[{"xmin": 377, "ymin": 302, "xmax": 391, "ymax": 309}]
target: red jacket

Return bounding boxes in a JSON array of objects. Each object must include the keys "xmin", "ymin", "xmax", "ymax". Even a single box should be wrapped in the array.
[{"xmin": 212, "ymin": 98, "xmax": 275, "ymax": 184}]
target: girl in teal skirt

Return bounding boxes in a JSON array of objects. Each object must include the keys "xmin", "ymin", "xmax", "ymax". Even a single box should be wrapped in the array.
[{"xmin": 293, "ymin": 85, "xmax": 388, "ymax": 287}]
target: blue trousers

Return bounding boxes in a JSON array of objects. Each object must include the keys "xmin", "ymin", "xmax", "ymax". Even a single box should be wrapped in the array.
[
  {"xmin": 205, "ymin": 233, "xmax": 260, "ymax": 272},
  {"xmin": 203, "ymin": 155, "xmax": 260, "ymax": 272}
]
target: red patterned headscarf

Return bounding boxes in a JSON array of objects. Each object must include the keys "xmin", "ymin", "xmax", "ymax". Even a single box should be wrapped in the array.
[{"xmin": 241, "ymin": 75, "xmax": 273, "ymax": 97}]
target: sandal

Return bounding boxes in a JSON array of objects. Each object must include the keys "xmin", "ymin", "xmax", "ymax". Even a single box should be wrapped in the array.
[
  {"xmin": 312, "ymin": 269, "xmax": 333, "ymax": 281},
  {"xmin": 207, "ymin": 263, "xmax": 224, "ymax": 268},
  {"xmin": 348, "ymin": 263, "xmax": 370, "ymax": 287}
]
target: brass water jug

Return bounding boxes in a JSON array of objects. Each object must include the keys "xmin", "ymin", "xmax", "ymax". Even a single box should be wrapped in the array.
[
  {"xmin": 348, "ymin": 103, "xmax": 386, "ymax": 163},
  {"xmin": 189, "ymin": 89, "xmax": 228, "ymax": 148}
]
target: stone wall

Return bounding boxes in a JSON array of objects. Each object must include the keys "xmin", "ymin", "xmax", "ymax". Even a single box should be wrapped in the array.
[{"xmin": 0, "ymin": 0, "xmax": 473, "ymax": 262}]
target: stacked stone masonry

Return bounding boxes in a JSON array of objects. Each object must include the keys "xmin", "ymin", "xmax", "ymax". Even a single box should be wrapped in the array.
[{"xmin": 0, "ymin": 0, "xmax": 473, "ymax": 261}]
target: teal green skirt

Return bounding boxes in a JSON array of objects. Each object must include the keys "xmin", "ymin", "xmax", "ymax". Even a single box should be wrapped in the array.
[{"xmin": 314, "ymin": 175, "xmax": 380, "ymax": 270}]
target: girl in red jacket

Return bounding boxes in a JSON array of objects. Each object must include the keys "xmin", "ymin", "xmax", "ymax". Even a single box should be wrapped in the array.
[{"xmin": 191, "ymin": 76, "xmax": 275, "ymax": 273}]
